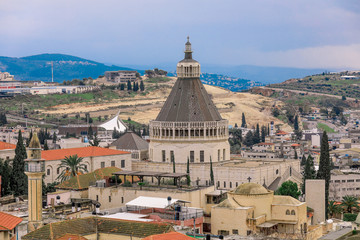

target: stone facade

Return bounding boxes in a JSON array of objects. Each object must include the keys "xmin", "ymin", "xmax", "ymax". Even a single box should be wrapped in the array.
[
  {"xmin": 43, "ymin": 153, "xmax": 132, "ymax": 184},
  {"xmin": 132, "ymin": 158, "xmax": 301, "ymax": 191},
  {"xmin": 329, "ymin": 172, "xmax": 360, "ymax": 201},
  {"xmin": 305, "ymin": 179, "xmax": 325, "ymax": 224}
]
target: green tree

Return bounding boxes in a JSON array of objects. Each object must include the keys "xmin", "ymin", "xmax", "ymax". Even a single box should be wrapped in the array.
[
  {"xmin": 302, "ymin": 155, "xmax": 316, "ymax": 193},
  {"xmin": 300, "ymin": 155, "xmax": 306, "ymax": 166},
  {"xmin": 294, "ymin": 149, "xmax": 298, "ymax": 160},
  {"xmin": 261, "ymin": 126, "xmax": 266, "ymax": 142},
  {"xmin": 88, "ymin": 125, "xmax": 94, "ymax": 139},
  {"xmin": 140, "ymin": 81, "xmax": 145, "ymax": 91},
  {"xmin": 133, "ymin": 81, "xmax": 137, "ymax": 92},
  {"xmin": 253, "ymin": 124, "xmax": 260, "ymax": 144},
  {"xmin": 243, "ymin": 131, "xmax": 254, "ymax": 147},
  {"xmin": 44, "ymin": 141, "xmax": 49, "ymax": 150},
  {"xmin": 56, "ymin": 155, "xmax": 88, "ymax": 183},
  {"xmin": 210, "ymin": 156, "xmax": 214, "ymax": 185},
  {"xmin": 317, "ymin": 131, "xmax": 331, "ymax": 218},
  {"xmin": 241, "ymin": 113, "xmax": 247, "ymax": 128},
  {"xmin": 89, "ymin": 132, "xmax": 100, "ymax": 146},
  {"xmin": 11, "ymin": 130, "xmax": 28, "ymax": 196},
  {"xmin": 120, "ymin": 83, "xmax": 125, "ymax": 90},
  {"xmin": 294, "ymin": 115, "xmax": 299, "ymax": 131},
  {"xmin": 52, "ymin": 132, "xmax": 57, "ymax": 143},
  {"xmin": 275, "ymin": 181, "xmax": 301, "ymax": 199},
  {"xmin": 186, "ymin": 157, "xmax": 191, "ymax": 186},
  {"xmin": 127, "ymin": 80, "xmax": 132, "ymax": 91},
  {"xmin": 341, "ymin": 195, "xmax": 359, "ymax": 213},
  {"xmin": 328, "ymin": 200, "xmax": 342, "ymax": 218},
  {"xmin": 0, "ymin": 159, "xmax": 12, "ymax": 196},
  {"xmin": 26, "ymin": 129, "xmax": 33, "ymax": 147}
]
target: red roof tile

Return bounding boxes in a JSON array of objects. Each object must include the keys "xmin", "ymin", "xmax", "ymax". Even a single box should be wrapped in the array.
[
  {"xmin": 143, "ymin": 232, "xmax": 194, "ymax": 240},
  {"xmin": 257, "ymin": 142, "xmax": 274, "ymax": 146},
  {"xmin": 291, "ymin": 144, "xmax": 300, "ymax": 147},
  {"xmin": 0, "ymin": 141, "xmax": 16, "ymax": 150},
  {"xmin": 0, "ymin": 212, "xmax": 22, "ymax": 231},
  {"xmin": 42, "ymin": 146, "xmax": 130, "ymax": 161},
  {"xmin": 276, "ymin": 130, "xmax": 289, "ymax": 135}
]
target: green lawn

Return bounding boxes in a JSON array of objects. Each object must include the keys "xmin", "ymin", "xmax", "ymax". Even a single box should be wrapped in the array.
[{"xmin": 317, "ymin": 122, "xmax": 336, "ymax": 133}]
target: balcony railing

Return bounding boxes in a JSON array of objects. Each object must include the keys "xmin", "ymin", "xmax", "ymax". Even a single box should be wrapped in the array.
[{"xmin": 25, "ymin": 162, "xmax": 45, "ymax": 173}]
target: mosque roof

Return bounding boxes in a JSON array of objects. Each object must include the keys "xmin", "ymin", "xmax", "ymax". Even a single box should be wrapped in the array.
[{"xmin": 233, "ymin": 183, "xmax": 270, "ymax": 195}]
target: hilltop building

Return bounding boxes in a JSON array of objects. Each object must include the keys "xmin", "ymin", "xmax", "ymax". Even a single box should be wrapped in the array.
[
  {"xmin": 105, "ymin": 70, "xmax": 138, "ymax": 83},
  {"xmin": 149, "ymin": 37, "xmax": 230, "ymax": 164}
]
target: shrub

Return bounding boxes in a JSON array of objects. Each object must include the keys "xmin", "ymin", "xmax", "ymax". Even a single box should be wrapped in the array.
[{"xmin": 343, "ymin": 213, "xmax": 357, "ymax": 222}]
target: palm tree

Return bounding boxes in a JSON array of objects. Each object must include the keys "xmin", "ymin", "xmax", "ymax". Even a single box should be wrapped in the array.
[
  {"xmin": 56, "ymin": 155, "xmax": 88, "ymax": 182},
  {"xmin": 328, "ymin": 200, "xmax": 341, "ymax": 218},
  {"xmin": 340, "ymin": 195, "xmax": 359, "ymax": 213}
]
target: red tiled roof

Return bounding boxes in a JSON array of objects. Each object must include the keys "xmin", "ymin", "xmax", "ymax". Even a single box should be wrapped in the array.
[
  {"xmin": 291, "ymin": 144, "xmax": 300, "ymax": 147},
  {"xmin": 276, "ymin": 130, "xmax": 289, "ymax": 135},
  {"xmin": 0, "ymin": 212, "xmax": 23, "ymax": 231},
  {"xmin": 0, "ymin": 141, "xmax": 16, "ymax": 150},
  {"xmin": 143, "ymin": 232, "xmax": 194, "ymax": 240},
  {"xmin": 56, "ymin": 234, "xmax": 87, "ymax": 240},
  {"xmin": 257, "ymin": 142, "xmax": 274, "ymax": 146},
  {"xmin": 42, "ymin": 146, "xmax": 130, "ymax": 161}
]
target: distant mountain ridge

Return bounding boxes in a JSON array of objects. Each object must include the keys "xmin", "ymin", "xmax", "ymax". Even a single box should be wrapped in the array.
[
  {"xmin": 0, "ymin": 53, "xmax": 136, "ymax": 82},
  {"xmin": 0, "ymin": 53, "xmax": 262, "ymax": 91}
]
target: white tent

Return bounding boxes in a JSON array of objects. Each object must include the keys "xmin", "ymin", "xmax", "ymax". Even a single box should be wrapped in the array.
[{"xmin": 98, "ymin": 110, "xmax": 127, "ymax": 132}]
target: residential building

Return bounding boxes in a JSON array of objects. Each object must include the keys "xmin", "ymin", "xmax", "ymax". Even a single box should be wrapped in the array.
[
  {"xmin": 329, "ymin": 170, "xmax": 360, "ymax": 201},
  {"xmin": 0, "ymin": 212, "xmax": 23, "ymax": 240},
  {"xmin": 105, "ymin": 70, "xmax": 138, "ymax": 83},
  {"xmin": 41, "ymin": 146, "xmax": 131, "ymax": 184},
  {"xmin": 0, "ymin": 141, "xmax": 16, "ymax": 160}
]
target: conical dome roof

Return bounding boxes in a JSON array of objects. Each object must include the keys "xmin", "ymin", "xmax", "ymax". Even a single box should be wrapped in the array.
[{"xmin": 29, "ymin": 133, "xmax": 41, "ymax": 149}]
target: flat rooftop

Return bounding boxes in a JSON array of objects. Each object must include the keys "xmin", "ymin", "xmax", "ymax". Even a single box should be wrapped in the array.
[{"xmin": 218, "ymin": 159, "xmax": 297, "ymax": 168}]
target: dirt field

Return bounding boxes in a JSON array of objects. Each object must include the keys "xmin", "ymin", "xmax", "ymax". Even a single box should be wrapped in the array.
[{"xmin": 40, "ymin": 79, "xmax": 291, "ymax": 131}]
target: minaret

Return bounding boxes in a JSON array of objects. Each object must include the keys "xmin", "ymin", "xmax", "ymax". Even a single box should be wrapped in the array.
[{"xmin": 25, "ymin": 133, "xmax": 45, "ymax": 232}]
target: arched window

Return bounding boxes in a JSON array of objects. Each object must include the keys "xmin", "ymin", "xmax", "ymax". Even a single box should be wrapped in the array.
[
  {"xmin": 291, "ymin": 210, "xmax": 295, "ymax": 215},
  {"xmin": 286, "ymin": 210, "xmax": 290, "ymax": 215},
  {"xmin": 276, "ymin": 169, "xmax": 279, "ymax": 175}
]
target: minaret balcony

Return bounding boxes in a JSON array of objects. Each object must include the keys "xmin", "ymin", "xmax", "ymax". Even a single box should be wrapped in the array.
[{"xmin": 25, "ymin": 161, "xmax": 45, "ymax": 173}]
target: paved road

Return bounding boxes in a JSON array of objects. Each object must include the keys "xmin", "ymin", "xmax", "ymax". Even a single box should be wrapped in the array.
[
  {"xmin": 6, "ymin": 114, "xmax": 57, "ymax": 127},
  {"xmin": 258, "ymin": 86, "xmax": 356, "ymax": 101}
]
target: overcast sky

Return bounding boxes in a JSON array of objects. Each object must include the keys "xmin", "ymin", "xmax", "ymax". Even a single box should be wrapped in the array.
[{"xmin": 1, "ymin": 0, "xmax": 359, "ymax": 69}]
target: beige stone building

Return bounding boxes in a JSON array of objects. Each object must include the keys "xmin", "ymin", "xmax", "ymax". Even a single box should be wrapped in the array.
[
  {"xmin": 0, "ymin": 141, "xmax": 16, "ymax": 161},
  {"xmin": 41, "ymin": 146, "xmax": 131, "ymax": 184},
  {"xmin": 211, "ymin": 183, "xmax": 308, "ymax": 238},
  {"xmin": 148, "ymin": 37, "xmax": 230, "ymax": 164},
  {"xmin": 329, "ymin": 170, "xmax": 360, "ymax": 201}
]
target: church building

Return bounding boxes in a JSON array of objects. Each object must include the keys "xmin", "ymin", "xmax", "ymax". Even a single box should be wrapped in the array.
[{"xmin": 149, "ymin": 37, "xmax": 230, "ymax": 164}]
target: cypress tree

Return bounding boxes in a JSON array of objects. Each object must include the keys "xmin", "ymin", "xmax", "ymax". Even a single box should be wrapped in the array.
[
  {"xmin": 300, "ymin": 155, "xmax": 306, "ymax": 166},
  {"xmin": 120, "ymin": 84, "xmax": 125, "ymax": 90},
  {"xmin": 186, "ymin": 157, "xmax": 191, "ymax": 186},
  {"xmin": 88, "ymin": 125, "xmax": 93, "ymax": 139},
  {"xmin": 44, "ymin": 140, "xmax": 49, "ymax": 150},
  {"xmin": 267, "ymin": 123, "xmax": 270, "ymax": 135},
  {"xmin": 52, "ymin": 132, "xmax": 57, "ymax": 143},
  {"xmin": 140, "ymin": 81, "xmax": 145, "ymax": 91},
  {"xmin": 0, "ymin": 160, "xmax": 12, "ymax": 196},
  {"xmin": 243, "ymin": 131, "xmax": 254, "ymax": 147},
  {"xmin": 317, "ymin": 131, "xmax": 330, "ymax": 218},
  {"xmin": 294, "ymin": 115, "xmax": 299, "ymax": 131},
  {"xmin": 11, "ymin": 130, "xmax": 27, "ymax": 196},
  {"xmin": 26, "ymin": 129, "xmax": 33, "ymax": 147},
  {"xmin": 254, "ymin": 123, "xmax": 260, "ymax": 144},
  {"xmin": 302, "ymin": 155, "xmax": 316, "ymax": 193},
  {"xmin": 261, "ymin": 126, "xmax": 266, "ymax": 142},
  {"xmin": 210, "ymin": 156, "xmax": 214, "ymax": 185},
  {"xmin": 133, "ymin": 81, "xmax": 136, "ymax": 91},
  {"xmin": 127, "ymin": 80, "xmax": 132, "ymax": 91},
  {"xmin": 294, "ymin": 150, "xmax": 298, "ymax": 159},
  {"xmin": 241, "ymin": 113, "xmax": 247, "ymax": 128}
]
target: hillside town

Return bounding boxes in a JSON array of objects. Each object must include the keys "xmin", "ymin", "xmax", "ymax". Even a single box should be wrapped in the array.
[{"xmin": 0, "ymin": 37, "xmax": 360, "ymax": 240}]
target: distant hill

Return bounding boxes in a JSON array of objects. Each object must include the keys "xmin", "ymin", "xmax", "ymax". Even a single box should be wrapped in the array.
[
  {"xmin": 267, "ymin": 71, "xmax": 360, "ymax": 99},
  {"xmin": 0, "ymin": 53, "xmax": 262, "ymax": 91},
  {"xmin": 0, "ymin": 53, "xmax": 137, "ymax": 82}
]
